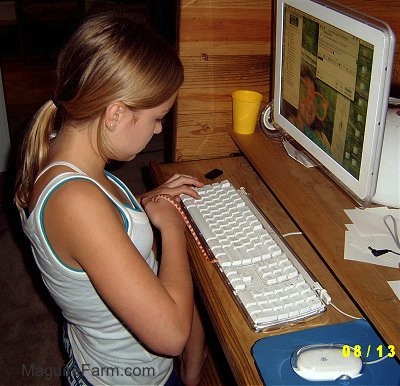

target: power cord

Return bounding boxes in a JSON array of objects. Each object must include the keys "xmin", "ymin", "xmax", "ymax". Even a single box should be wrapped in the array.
[
  {"xmin": 384, "ymin": 214, "xmax": 400, "ymax": 248},
  {"xmin": 368, "ymin": 214, "xmax": 400, "ymax": 261},
  {"xmin": 368, "ymin": 246, "xmax": 400, "ymax": 257}
]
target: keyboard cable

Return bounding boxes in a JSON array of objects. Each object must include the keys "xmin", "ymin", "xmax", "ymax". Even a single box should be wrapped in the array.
[{"xmin": 281, "ymin": 231, "xmax": 362, "ymax": 320}]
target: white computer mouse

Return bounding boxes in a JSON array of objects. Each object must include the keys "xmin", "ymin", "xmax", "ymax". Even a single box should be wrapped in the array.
[{"xmin": 291, "ymin": 343, "xmax": 364, "ymax": 382}]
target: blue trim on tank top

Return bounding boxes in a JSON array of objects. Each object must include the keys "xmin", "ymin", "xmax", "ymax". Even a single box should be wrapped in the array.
[
  {"xmin": 39, "ymin": 177, "xmax": 129, "ymax": 272},
  {"xmin": 104, "ymin": 171, "xmax": 142, "ymax": 212}
]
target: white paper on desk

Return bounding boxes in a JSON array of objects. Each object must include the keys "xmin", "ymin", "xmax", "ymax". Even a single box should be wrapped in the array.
[
  {"xmin": 344, "ymin": 230, "xmax": 400, "ymax": 268},
  {"xmin": 344, "ymin": 207, "xmax": 400, "ymax": 237},
  {"xmin": 345, "ymin": 223, "xmax": 400, "ymax": 252},
  {"xmin": 388, "ymin": 281, "xmax": 400, "ymax": 300}
]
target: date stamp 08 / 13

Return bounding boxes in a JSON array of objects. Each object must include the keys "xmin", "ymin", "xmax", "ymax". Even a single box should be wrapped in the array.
[{"xmin": 342, "ymin": 344, "xmax": 396, "ymax": 358}]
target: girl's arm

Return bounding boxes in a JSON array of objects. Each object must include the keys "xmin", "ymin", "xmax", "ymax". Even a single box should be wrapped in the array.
[
  {"xmin": 43, "ymin": 179, "xmax": 194, "ymax": 356},
  {"xmin": 179, "ymin": 304, "xmax": 208, "ymax": 386}
]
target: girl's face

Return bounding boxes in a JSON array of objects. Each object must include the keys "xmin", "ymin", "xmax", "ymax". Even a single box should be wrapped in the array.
[
  {"xmin": 109, "ymin": 91, "xmax": 178, "ymax": 161},
  {"xmin": 298, "ymin": 76, "xmax": 329, "ymax": 127},
  {"xmin": 298, "ymin": 76, "xmax": 317, "ymax": 127}
]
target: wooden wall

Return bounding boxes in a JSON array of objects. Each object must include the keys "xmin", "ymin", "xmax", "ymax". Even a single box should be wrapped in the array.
[{"xmin": 174, "ymin": 0, "xmax": 400, "ymax": 161}]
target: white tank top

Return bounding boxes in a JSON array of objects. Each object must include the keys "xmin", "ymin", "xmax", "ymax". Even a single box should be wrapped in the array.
[{"xmin": 18, "ymin": 162, "xmax": 172, "ymax": 385}]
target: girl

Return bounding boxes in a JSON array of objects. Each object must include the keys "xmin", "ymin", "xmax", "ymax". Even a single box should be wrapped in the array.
[
  {"xmin": 14, "ymin": 12, "xmax": 206, "ymax": 386},
  {"xmin": 290, "ymin": 65, "xmax": 333, "ymax": 156}
]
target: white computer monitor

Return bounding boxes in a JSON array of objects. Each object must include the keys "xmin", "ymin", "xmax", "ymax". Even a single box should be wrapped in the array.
[{"xmin": 272, "ymin": 0, "xmax": 396, "ymax": 206}]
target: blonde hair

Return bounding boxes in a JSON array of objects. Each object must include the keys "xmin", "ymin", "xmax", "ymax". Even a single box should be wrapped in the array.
[{"xmin": 15, "ymin": 12, "xmax": 184, "ymax": 208}]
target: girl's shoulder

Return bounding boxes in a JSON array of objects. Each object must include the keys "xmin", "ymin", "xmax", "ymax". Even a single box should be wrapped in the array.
[{"xmin": 29, "ymin": 163, "xmax": 88, "ymax": 213}]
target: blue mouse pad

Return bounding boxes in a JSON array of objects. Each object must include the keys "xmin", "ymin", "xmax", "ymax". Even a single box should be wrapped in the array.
[{"xmin": 251, "ymin": 319, "xmax": 400, "ymax": 385}]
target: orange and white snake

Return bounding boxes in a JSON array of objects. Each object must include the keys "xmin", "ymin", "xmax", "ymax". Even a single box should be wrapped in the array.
[{"xmin": 153, "ymin": 194, "xmax": 217, "ymax": 263}]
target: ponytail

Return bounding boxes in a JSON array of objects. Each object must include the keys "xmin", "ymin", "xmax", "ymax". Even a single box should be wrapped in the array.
[
  {"xmin": 14, "ymin": 13, "xmax": 184, "ymax": 208},
  {"xmin": 15, "ymin": 100, "xmax": 58, "ymax": 208}
]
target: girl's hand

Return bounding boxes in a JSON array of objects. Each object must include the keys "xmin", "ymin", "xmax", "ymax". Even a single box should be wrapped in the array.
[
  {"xmin": 141, "ymin": 194, "xmax": 186, "ymax": 231},
  {"xmin": 145, "ymin": 174, "xmax": 204, "ymax": 202}
]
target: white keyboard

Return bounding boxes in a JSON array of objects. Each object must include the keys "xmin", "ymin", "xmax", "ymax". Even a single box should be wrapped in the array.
[{"xmin": 181, "ymin": 180, "xmax": 326, "ymax": 331}]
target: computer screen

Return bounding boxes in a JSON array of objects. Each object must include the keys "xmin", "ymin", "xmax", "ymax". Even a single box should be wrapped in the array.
[{"xmin": 272, "ymin": 0, "xmax": 396, "ymax": 206}]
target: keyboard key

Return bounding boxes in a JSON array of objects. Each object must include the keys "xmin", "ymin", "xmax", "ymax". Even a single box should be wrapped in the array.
[{"xmin": 254, "ymin": 311, "xmax": 278, "ymax": 324}]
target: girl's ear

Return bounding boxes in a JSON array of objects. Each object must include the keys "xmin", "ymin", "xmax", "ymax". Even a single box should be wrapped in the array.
[{"xmin": 105, "ymin": 102, "xmax": 126, "ymax": 131}]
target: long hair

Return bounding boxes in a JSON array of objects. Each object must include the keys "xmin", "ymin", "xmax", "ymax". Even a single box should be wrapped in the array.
[{"xmin": 15, "ymin": 12, "xmax": 184, "ymax": 208}]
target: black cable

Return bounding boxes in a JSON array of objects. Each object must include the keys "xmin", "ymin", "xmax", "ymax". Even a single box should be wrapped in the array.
[{"xmin": 368, "ymin": 246, "xmax": 400, "ymax": 257}]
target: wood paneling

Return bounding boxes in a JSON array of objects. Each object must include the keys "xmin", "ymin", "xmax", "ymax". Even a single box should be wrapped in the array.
[
  {"xmin": 335, "ymin": 0, "xmax": 400, "ymax": 84},
  {"xmin": 175, "ymin": 0, "xmax": 400, "ymax": 161},
  {"xmin": 175, "ymin": 0, "xmax": 271, "ymax": 161}
]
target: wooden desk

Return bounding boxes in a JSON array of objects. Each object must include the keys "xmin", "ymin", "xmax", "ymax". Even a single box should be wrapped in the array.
[
  {"xmin": 230, "ymin": 128, "xmax": 400, "ymax": 359},
  {"xmin": 150, "ymin": 155, "xmax": 365, "ymax": 385}
]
